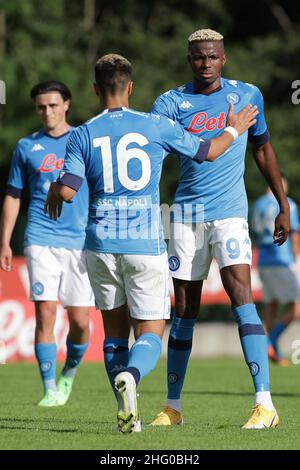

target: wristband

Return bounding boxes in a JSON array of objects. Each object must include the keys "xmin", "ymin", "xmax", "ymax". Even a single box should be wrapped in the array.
[{"xmin": 224, "ymin": 126, "xmax": 239, "ymax": 140}]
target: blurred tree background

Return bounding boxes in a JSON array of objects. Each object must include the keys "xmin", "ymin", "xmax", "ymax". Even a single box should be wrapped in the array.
[{"xmin": 0, "ymin": 0, "xmax": 299, "ymax": 316}]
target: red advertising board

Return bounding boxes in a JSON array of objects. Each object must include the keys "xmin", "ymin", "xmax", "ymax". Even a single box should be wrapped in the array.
[{"xmin": 0, "ymin": 255, "xmax": 263, "ymax": 362}]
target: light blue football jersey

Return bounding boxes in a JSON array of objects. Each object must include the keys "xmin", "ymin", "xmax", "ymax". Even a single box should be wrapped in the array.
[
  {"xmin": 152, "ymin": 78, "xmax": 270, "ymax": 222},
  {"xmin": 251, "ymin": 194, "xmax": 299, "ymax": 267},
  {"xmin": 7, "ymin": 128, "xmax": 89, "ymax": 249},
  {"xmin": 58, "ymin": 107, "xmax": 207, "ymax": 255}
]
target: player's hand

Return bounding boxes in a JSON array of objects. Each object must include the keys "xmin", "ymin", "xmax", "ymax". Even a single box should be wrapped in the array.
[
  {"xmin": 0, "ymin": 244, "xmax": 13, "ymax": 271},
  {"xmin": 44, "ymin": 182, "xmax": 63, "ymax": 221},
  {"xmin": 227, "ymin": 103, "xmax": 259, "ymax": 135},
  {"xmin": 273, "ymin": 211, "xmax": 290, "ymax": 246}
]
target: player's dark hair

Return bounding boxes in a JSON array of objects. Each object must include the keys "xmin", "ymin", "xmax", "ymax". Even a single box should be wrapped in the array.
[
  {"xmin": 95, "ymin": 54, "xmax": 132, "ymax": 95},
  {"xmin": 30, "ymin": 81, "xmax": 72, "ymax": 101}
]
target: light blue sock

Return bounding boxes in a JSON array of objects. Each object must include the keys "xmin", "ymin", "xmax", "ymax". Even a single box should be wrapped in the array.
[
  {"xmin": 126, "ymin": 333, "xmax": 162, "ymax": 385},
  {"xmin": 268, "ymin": 321, "xmax": 286, "ymax": 358},
  {"xmin": 62, "ymin": 338, "xmax": 89, "ymax": 378},
  {"xmin": 35, "ymin": 343, "xmax": 57, "ymax": 392},
  {"xmin": 103, "ymin": 337, "xmax": 129, "ymax": 396},
  {"xmin": 167, "ymin": 316, "xmax": 196, "ymax": 400},
  {"xmin": 233, "ymin": 304, "xmax": 270, "ymax": 392}
]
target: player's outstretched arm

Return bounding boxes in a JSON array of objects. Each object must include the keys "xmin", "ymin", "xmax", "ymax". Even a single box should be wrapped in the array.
[
  {"xmin": 252, "ymin": 141, "xmax": 290, "ymax": 245},
  {"xmin": 44, "ymin": 182, "xmax": 76, "ymax": 221},
  {"xmin": 0, "ymin": 195, "xmax": 21, "ymax": 271},
  {"xmin": 206, "ymin": 104, "xmax": 258, "ymax": 161}
]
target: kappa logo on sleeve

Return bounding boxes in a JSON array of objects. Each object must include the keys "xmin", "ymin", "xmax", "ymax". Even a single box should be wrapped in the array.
[{"xmin": 179, "ymin": 100, "xmax": 194, "ymax": 110}]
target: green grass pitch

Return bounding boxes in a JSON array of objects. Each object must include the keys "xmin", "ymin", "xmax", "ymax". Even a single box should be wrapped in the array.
[{"xmin": 0, "ymin": 359, "xmax": 300, "ymax": 450}]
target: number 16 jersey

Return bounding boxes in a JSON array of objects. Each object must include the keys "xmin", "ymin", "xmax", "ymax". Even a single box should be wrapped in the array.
[{"xmin": 59, "ymin": 107, "xmax": 208, "ymax": 255}]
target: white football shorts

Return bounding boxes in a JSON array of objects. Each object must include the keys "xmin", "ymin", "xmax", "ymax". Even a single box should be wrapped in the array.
[
  {"xmin": 168, "ymin": 218, "xmax": 252, "ymax": 280},
  {"xmin": 85, "ymin": 250, "xmax": 171, "ymax": 320},
  {"xmin": 24, "ymin": 245, "xmax": 94, "ymax": 307},
  {"xmin": 258, "ymin": 265, "xmax": 300, "ymax": 303}
]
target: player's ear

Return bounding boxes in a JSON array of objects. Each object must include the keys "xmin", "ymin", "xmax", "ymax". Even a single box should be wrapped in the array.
[
  {"xmin": 128, "ymin": 81, "xmax": 133, "ymax": 96},
  {"xmin": 64, "ymin": 100, "xmax": 70, "ymax": 113},
  {"xmin": 94, "ymin": 83, "xmax": 100, "ymax": 97},
  {"xmin": 222, "ymin": 53, "xmax": 227, "ymax": 66},
  {"xmin": 187, "ymin": 53, "xmax": 192, "ymax": 66}
]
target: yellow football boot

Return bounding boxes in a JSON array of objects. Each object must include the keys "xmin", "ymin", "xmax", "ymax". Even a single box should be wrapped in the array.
[
  {"xmin": 242, "ymin": 404, "xmax": 279, "ymax": 429},
  {"xmin": 150, "ymin": 406, "xmax": 183, "ymax": 426}
]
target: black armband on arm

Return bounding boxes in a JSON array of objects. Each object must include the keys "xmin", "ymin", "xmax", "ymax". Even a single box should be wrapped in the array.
[
  {"xmin": 6, "ymin": 185, "xmax": 22, "ymax": 198},
  {"xmin": 193, "ymin": 139, "xmax": 211, "ymax": 163}
]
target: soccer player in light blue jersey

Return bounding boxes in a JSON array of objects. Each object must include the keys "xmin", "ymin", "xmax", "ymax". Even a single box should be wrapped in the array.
[
  {"xmin": 45, "ymin": 54, "xmax": 257, "ymax": 433},
  {"xmin": 252, "ymin": 178, "xmax": 300, "ymax": 365},
  {"xmin": 0, "ymin": 81, "xmax": 94, "ymax": 407},
  {"xmin": 150, "ymin": 29, "xmax": 290, "ymax": 429}
]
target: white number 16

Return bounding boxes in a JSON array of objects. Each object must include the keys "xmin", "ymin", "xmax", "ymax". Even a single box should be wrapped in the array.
[{"xmin": 93, "ymin": 132, "xmax": 151, "ymax": 193}]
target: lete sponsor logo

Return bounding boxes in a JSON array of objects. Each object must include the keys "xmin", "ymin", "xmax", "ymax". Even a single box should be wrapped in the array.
[
  {"xmin": 187, "ymin": 111, "xmax": 226, "ymax": 134},
  {"xmin": 38, "ymin": 154, "xmax": 64, "ymax": 173}
]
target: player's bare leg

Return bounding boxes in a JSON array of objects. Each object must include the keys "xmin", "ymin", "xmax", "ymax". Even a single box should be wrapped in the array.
[
  {"xmin": 101, "ymin": 304, "xmax": 131, "ymax": 340},
  {"xmin": 57, "ymin": 307, "xmax": 90, "ymax": 405},
  {"xmin": 132, "ymin": 318, "xmax": 165, "ymax": 339},
  {"xmin": 220, "ymin": 264, "xmax": 279, "ymax": 428},
  {"xmin": 173, "ymin": 279, "xmax": 203, "ymax": 320},
  {"xmin": 67, "ymin": 307, "xmax": 90, "ymax": 344},
  {"xmin": 35, "ymin": 300, "xmax": 57, "ymax": 344},
  {"xmin": 151, "ymin": 279, "xmax": 202, "ymax": 425}
]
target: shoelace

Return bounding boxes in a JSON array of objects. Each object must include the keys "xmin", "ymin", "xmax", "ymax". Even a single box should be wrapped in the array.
[{"xmin": 247, "ymin": 404, "xmax": 261, "ymax": 424}]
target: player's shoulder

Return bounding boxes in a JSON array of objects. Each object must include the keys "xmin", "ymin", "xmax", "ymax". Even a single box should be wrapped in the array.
[
  {"xmin": 223, "ymin": 78, "xmax": 262, "ymax": 96},
  {"xmin": 84, "ymin": 110, "xmax": 109, "ymax": 128},
  {"xmin": 15, "ymin": 129, "xmax": 45, "ymax": 153},
  {"xmin": 125, "ymin": 107, "xmax": 152, "ymax": 121},
  {"xmin": 155, "ymin": 83, "xmax": 194, "ymax": 102},
  {"xmin": 84, "ymin": 107, "xmax": 150, "ymax": 127},
  {"xmin": 65, "ymin": 123, "xmax": 89, "ymax": 151},
  {"xmin": 72, "ymin": 114, "xmax": 102, "ymax": 138},
  {"xmin": 148, "ymin": 112, "xmax": 177, "ymax": 132}
]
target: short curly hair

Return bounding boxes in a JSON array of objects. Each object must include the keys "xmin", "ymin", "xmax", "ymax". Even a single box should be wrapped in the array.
[
  {"xmin": 95, "ymin": 54, "xmax": 132, "ymax": 95},
  {"xmin": 188, "ymin": 29, "xmax": 224, "ymax": 43}
]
